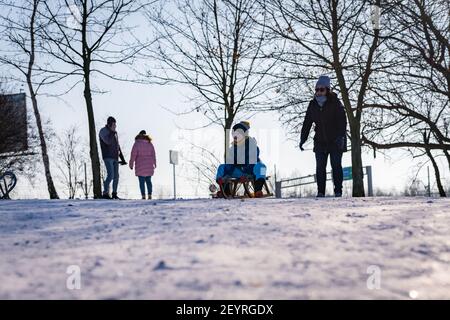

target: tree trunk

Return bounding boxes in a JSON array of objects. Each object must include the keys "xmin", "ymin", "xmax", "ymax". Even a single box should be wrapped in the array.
[
  {"xmin": 26, "ymin": 0, "xmax": 59, "ymax": 199},
  {"xmin": 68, "ymin": 165, "xmax": 73, "ymax": 199},
  {"xmin": 28, "ymin": 84, "xmax": 60, "ymax": 199},
  {"xmin": 81, "ymin": 0, "xmax": 101, "ymax": 199},
  {"xmin": 349, "ymin": 122, "xmax": 365, "ymax": 197},
  {"xmin": 330, "ymin": 3, "xmax": 366, "ymax": 198},
  {"xmin": 223, "ymin": 116, "xmax": 234, "ymax": 163},
  {"xmin": 425, "ymin": 148, "xmax": 447, "ymax": 197},
  {"xmin": 83, "ymin": 71, "xmax": 102, "ymax": 198}
]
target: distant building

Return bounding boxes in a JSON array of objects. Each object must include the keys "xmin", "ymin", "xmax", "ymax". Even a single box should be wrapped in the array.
[{"xmin": 0, "ymin": 93, "xmax": 28, "ymax": 154}]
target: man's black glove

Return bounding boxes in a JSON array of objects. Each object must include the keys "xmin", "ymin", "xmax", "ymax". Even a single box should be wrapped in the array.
[
  {"xmin": 336, "ymin": 136, "xmax": 346, "ymax": 151},
  {"xmin": 299, "ymin": 141, "xmax": 305, "ymax": 151},
  {"xmin": 119, "ymin": 151, "xmax": 127, "ymax": 165}
]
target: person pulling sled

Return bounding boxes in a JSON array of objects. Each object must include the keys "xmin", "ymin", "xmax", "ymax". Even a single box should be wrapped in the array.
[{"xmin": 299, "ymin": 75, "xmax": 347, "ymax": 198}]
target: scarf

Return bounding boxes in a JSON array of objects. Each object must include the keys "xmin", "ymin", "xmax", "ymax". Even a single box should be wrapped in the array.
[{"xmin": 315, "ymin": 95, "xmax": 327, "ymax": 107}]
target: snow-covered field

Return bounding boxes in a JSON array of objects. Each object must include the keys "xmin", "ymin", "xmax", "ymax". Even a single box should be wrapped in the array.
[{"xmin": 0, "ymin": 197, "xmax": 449, "ymax": 299}]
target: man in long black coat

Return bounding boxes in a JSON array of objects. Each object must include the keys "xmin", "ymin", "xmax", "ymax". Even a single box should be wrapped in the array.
[{"xmin": 299, "ymin": 75, "xmax": 347, "ymax": 197}]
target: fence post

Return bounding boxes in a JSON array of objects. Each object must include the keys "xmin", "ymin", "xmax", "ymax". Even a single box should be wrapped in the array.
[
  {"xmin": 84, "ymin": 162, "xmax": 88, "ymax": 199},
  {"xmin": 366, "ymin": 166, "xmax": 373, "ymax": 196},
  {"xmin": 275, "ymin": 181, "xmax": 282, "ymax": 198}
]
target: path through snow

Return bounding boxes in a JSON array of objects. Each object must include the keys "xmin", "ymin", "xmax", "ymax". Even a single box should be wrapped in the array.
[{"xmin": 0, "ymin": 197, "xmax": 449, "ymax": 299}]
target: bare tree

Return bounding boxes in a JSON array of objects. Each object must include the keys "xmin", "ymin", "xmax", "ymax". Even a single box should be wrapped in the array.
[
  {"xmin": 37, "ymin": 0, "xmax": 147, "ymax": 198},
  {"xmin": 144, "ymin": 0, "xmax": 278, "ymax": 159},
  {"xmin": 361, "ymin": 0, "xmax": 449, "ymax": 196},
  {"xmin": 260, "ymin": 0, "xmax": 392, "ymax": 197},
  {"xmin": 178, "ymin": 140, "xmax": 221, "ymax": 195},
  {"xmin": 55, "ymin": 126, "xmax": 87, "ymax": 199},
  {"xmin": 0, "ymin": 0, "xmax": 59, "ymax": 198}
]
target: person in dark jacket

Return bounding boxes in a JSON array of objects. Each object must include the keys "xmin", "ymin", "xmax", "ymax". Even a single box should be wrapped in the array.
[
  {"xmin": 299, "ymin": 75, "xmax": 347, "ymax": 197},
  {"xmin": 215, "ymin": 121, "xmax": 267, "ymax": 198},
  {"xmin": 99, "ymin": 116, "xmax": 126, "ymax": 199}
]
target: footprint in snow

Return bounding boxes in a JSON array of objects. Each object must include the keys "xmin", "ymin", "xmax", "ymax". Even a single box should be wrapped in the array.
[
  {"xmin": 153, "ymin": 260, "xmax": 173, "ymax": 271},
  {"xmin": 346, "ymin": 212, "xmax": 368, "ymax": 218},
  {"xmin": 411, "ymin": 245, "xmax": 434, "ymax": 257},
  {"xmin": 233, "ymin": 280, "xmax": 243, "ymax": 286},
  {"xmin": 368, "ymin": 224, "xmax": 396, "ymax": 231},
  {"xmin": 293, "ymin": 213, "xmax": 311, "ymax": 218}
]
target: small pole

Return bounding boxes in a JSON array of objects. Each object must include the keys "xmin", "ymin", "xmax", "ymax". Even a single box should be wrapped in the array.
[
  {"xmin": 84, "ymin": 162, "xmax": 88, "ymax": 199},
  {"xmin": 274, "ymin": 164, "xmax": 277, "ymax": 185},
  {"xmin": 275, "ymin": 181, "xmax": 282, "ymax": 199},
  {"xmin": 427, "ymin": 166, "xmax": 431, "ymax": 197},
  {"xmin": 366, "ymin": 166, "xmax": 373, "ymax": 197},
  {"xmin": 170, "ymin": 150, "xmax": 179, "ymax": 200},
  {"xmin": 173, "ymin": 163, "xmax": 176, "ymax": 200}
]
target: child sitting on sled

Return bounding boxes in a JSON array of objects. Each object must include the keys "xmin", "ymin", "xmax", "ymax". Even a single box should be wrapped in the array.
[{"xmin": 215, "ymin": 121, "xmax": 267, "ymax": 198}]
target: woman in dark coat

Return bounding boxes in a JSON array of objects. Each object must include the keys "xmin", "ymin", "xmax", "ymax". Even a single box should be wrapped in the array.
[{"xmin": 299, "ymin": 75, "xmax": 347, "ymax": 197}]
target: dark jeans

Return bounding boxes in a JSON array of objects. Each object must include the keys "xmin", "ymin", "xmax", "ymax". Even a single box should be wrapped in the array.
[
  {"xmin": 103, "ymin": 158, "xmax": 119, "ymax": 194},
  {"xmin": 315, "ymin": 151, "xmax": 343, "ymax": 195},
  {"xmin": 138, "ymin": 176, "xmax": 152, "ymax": 196}
]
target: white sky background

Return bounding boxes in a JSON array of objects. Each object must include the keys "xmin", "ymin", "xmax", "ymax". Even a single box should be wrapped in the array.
[{"xmin": 4, "ymin": 3, "xmax": 449, "ymax": 199}]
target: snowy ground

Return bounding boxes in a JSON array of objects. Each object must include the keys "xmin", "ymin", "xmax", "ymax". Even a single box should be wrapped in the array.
[{"xmin": 0, "ymin": 197, "xmax": 449, "ymax": 300}]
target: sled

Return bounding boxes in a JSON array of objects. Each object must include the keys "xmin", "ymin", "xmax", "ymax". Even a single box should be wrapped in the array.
[
  {"xmin": 210, "ymin": 176, "xmax": 273, "ymax": 199},
  {"xmin": 0, "ymin": 171, "xmax": 17, "ymax": 200}
]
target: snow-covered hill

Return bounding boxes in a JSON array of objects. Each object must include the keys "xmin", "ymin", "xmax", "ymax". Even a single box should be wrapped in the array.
[{"xmin": 0, "ymin": 197, "xmax": 449, "ymax": 299}]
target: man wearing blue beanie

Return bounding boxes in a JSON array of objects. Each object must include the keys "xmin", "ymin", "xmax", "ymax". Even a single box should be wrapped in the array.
[{"xmin": 299, "ymin": 75, "xmax": 347, "ymax": 197}]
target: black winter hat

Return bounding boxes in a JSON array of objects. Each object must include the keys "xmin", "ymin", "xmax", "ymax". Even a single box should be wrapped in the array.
[
  {"xmin": 107, "ymin": 116, "xmax": 116, "ymax": 125},
  {"xmin": 139, "ymin": 130, "xmax": 146, "ymax": 135},
  {"xmin": 232, "ymin": 121, "xmax": 250, "ymax": 132}
]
